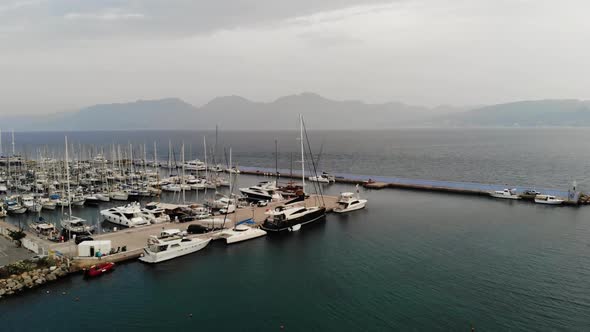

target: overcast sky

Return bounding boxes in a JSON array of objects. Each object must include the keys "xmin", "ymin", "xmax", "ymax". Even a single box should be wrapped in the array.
[{"xmin": 1, "ymin": 0, "xmax": 589, "ymax": 114}]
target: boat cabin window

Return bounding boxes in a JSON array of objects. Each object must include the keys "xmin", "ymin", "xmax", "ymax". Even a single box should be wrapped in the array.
[
  {"xmin": 149, "ymin": 244, "xmax": 168, "ymax": 252},
  {"xmin": 351, "ymin": 201, "xmax": 359, "ymax": 205},
  {"xmin": 293, "ymin": 208, "xmax": 307, "ymax": 215},
  {"xmin": 124, "ymin": 213, "xmax": 134, "ymax": 219},
  {"xmin": 272, "ymin": 214, "xmax": 285, "ymax": 221}
]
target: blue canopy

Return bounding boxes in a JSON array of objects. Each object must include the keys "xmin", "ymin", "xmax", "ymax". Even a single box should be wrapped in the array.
[{"xmin": 236, "ymin": 218, "xmax": 256, "ymax": 225}]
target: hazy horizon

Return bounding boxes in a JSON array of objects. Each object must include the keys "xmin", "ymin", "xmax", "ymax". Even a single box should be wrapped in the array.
[{"xmin": 2, "ymin": 0, "xmax": 590, "ymax": 115}]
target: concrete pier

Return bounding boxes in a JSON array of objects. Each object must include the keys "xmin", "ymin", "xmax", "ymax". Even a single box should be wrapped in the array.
[
  {"xmin": 6, "ymin": 194, "xmax": 339, "ymax": 268},
  {"xmin": 239, "ymin": 166, "xmax": 581, "ymax": 204}
]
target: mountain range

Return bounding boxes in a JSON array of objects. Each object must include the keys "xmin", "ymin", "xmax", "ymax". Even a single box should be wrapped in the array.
[{"xmin": 2, "ymin": 93, "xmax": 589, "ymax": 130}]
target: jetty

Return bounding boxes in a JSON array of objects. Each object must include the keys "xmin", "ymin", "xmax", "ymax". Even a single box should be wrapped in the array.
[
  {"xmin": 239, "ymin": 166, "xmax": 582, "ymax": 205},
  {"xmin": 1, "ymin": 194, "xmax": 338, "ymax": 269}
]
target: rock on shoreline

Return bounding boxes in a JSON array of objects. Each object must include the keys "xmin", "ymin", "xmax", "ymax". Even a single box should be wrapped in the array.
[{"xmin": 0, "ymin": 266, "xmax": 69, "ymax": 298}]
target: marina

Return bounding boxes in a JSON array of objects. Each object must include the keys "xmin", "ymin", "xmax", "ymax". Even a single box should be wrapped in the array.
[{"xmin": 0, "ymin": 129, "xmax": 590, "ymax": 331}]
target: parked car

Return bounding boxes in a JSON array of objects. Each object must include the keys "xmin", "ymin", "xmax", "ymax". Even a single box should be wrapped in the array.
[{"xmin": 523, "ymin": 190, "xmax": 541, "ymax": 196}]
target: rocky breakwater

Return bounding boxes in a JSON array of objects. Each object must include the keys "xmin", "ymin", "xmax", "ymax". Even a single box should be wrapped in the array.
[{"xmin": 0, "ymin": 258, "xmax": 70, "ymax": 299}]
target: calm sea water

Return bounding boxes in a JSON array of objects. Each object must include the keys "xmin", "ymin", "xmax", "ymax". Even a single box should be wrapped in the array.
[
  {"xmin": 9, "ymin": 128, "xmax": 590, "ymax": 189},
  {"xmin": 1, "ymin": 129, "xmax": 590, "ymax": 331}
]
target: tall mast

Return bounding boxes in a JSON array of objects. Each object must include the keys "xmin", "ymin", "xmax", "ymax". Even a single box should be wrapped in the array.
[
  {"xmin": 275, "ymin": 139, "xmax": 279, "ymax": 184},
  {"xmin": 65, "ymin": 136, "xmax": 72, "ymax": 218},
  {"xmin": 204, "ymin": 136, "xmax": 208, "ymax": 179},
  {"xmin": 229, "ymin": 147, "xmax": 232, "ymax": 190},
  {"xmin": 168, "ymin": 140, "xmax": 172, "ymax": 173},
  {"xmin": 214, "ymin": 124, "xmax": 218, "ymax": 165},
  {"xmin": 153, "ymin": 141, "xmax": 157, "ymax": 167},
  {"xmin": 0, "ymin": 128, "xmax": 2, "ymax": 156},
  {"xmin": 11, "ymin": 129, "xmax": 15, "ymax": 156},
  {"xmin": 300, "ymin": 114, "xmax": 305, "ymax": 194},
  {"xmin": 181, "ymin": 142, "xmax": 186, "ymax": 204}
]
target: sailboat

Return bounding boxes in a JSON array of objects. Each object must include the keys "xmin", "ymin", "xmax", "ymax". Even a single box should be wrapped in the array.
[
  {"xmin": 60, "ymin": 136, "xmax": 95, "ymax": 236},
  {"xmin": 261, "ymin": 115, "xmax": 326, "ymax": 233},
  {"xmin": 218, "ymin": 164, "xmax": 266, "ymax": 243}
]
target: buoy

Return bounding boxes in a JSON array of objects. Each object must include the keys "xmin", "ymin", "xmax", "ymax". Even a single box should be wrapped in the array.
[{"xmin": 62, "ymin": 291, "xmax": 66, "ymax": 295}]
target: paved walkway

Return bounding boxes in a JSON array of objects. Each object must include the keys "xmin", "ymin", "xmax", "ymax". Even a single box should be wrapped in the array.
[{"xmin": 0, "ymin": 235, "xmax": 34, "ymax": 267}]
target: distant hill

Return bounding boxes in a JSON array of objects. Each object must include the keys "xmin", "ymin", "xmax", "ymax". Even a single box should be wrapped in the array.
[
  {"xmin": 1, "ymin": 93, "xmax": 461, "ymax": 131},
  {"xmin": 4, "ymin": 95, "xmax": 590, "ymax": 130},
  {"xmin": 435, "ymin": 99, "xmax": 590, "ymax": 127}
]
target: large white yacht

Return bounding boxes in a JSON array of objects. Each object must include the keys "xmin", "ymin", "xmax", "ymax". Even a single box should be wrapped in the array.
[
  {"xmin": 140, "ymin": 205, "xmax": 171, "ymax": 224},
  {"xmin": 100, "ymin": 202, "xmax": 151, "ymax": 227},
  {"xmin": 490, "ymin": 188, "xmax": 520, "ymax": 200},
  {"xmin": 139, "ymin": 230, "xmax": 211, "ymax": 264},
  {"xmin": 239, "ymin": 181, "xmax": 283, "ymax": 202},
  {"xmin": 333, "ymin": 191, "xmax": 367, "ymax": 213},
  {"xmin": 184, "ymin": 160, "xmax": 207, "ymax": 171}
]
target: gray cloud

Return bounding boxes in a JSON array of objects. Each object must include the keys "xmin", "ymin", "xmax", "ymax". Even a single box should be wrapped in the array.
[{"xmin": 1, "ymin": 0, "xmax": 589, "ymax": 115}]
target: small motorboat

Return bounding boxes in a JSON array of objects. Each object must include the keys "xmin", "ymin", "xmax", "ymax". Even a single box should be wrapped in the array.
[
  {"xmin": 490, "ymin": 188, "xmax": 520, "ymax": 200},
  {"xmin": 534, "ymin": 195, "xmax": 564, "ymax": 205},
  {"xmin": 84, "ymin": 262, "xmax": 115, "ymax": 278},
  {"xmin": 218, "ymin": 219, "xmax": 267, "ymax": 244}
]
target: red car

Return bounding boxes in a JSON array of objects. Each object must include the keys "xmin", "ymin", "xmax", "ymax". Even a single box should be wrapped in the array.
[{"xmin": 84, "ymin": 262, "xmax": 115, "ymax": 278}]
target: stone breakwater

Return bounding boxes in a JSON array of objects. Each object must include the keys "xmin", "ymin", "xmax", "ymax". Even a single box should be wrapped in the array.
[{"xmin": 0, "ymin": 265, "xmax": 69, "ymax": 298}]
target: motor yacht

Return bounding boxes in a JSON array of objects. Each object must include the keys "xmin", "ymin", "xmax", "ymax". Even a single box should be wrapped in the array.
[
  {"xmin": 239, "ymin": 181, "xmax": 283, "ymax": 202},
  {"xmin": 139, "ymin": 230, "xmax": 211, "ymax": 264},
  {"xmin": 22, "ymin": 195, "xmax": 42, "ymax": 213},
  {"xmin": 333, "ymin": 191, "xmax": 367, "ymax": 213},
  {"xmin": 140, "ymin": 206, "xmax": 170, "ymax": 224},
  {"xmin": 40, "ymin": 197, "xmax": 57, "ymax": 210},
  {"xmin": 490, "ymin": 188, "xmax": 520, "ymax": 200},
  {"xmin": 534, "ymin": 195, "xmax": 564, "ymax": 205},
  {"xmin": 6, "ymin": 200, "xmax": 27, "ymax": 214},
  {"xmin": 109, "ymin": 191, "xmax": 129, "ymax": 201},
  {"xmin": 100, "ymin": 202, "xmax": 151, "ymax": 227}
]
